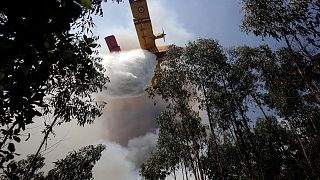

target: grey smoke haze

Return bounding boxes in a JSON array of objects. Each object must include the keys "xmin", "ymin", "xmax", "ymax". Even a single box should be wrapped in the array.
[
  {"xmin": 126, "ymin": 131, "xmax": 158, "ymax": 167},
  {"xmin": 93, "ymin": 132, "xmax": 158, "ymax": 180},
  {"xmin": 98, "ymin": 95, "xmax": 165, "ymax": 146}
]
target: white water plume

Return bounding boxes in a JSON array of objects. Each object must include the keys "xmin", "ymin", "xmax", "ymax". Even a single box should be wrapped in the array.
[{"xmin": 101, "ymin": 49, "xmax": 157, "ymax": 97}]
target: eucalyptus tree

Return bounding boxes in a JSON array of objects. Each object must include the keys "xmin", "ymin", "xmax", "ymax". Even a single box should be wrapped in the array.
[
  {"xmin": 235, "ymin": 45, "xmax": 320, "ymax": 178},
  {"xmin": 146, "ymin": 43, "xmax": 212, "ymax": 180},
  {"xmin": 253, "ymin": 117, "xmax": 302, "ymax": 179},
  {"xmin": 46, "ymin": 144, "xmax": 105, "ymax": 180},
  {"xmin": 141, "ymin": 112, "xmax": 183, "ymax": 180},
  {"xmin": 146, "ymin": 37, "xmax": 320, "ymax": 179},
  {"xmin": 146, "ymin": 39, "xmax": 267, "ymax": 179},
  {"xmin": 0, "ymin": 0, "xmax": 123, "ymax": 168},
  {"xmin": 241, "ymin": 0, "xmax": 320, "ymax": 103},
  {"xmin": 2, "ymin": 144, "xmax": 105, "ymax": 180}
]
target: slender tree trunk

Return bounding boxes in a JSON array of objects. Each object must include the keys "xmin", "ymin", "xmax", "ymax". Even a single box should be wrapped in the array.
[
  {"xmin": 286, "ymin": 119, "xmax": 316, "ymax": 178},
  {"xmin": 181, "ymin": 162, "xmax": 185, "ymax": 180},
  {"xmin": 251, "ymin": 93, "xmax": 271, "ymax": 179},
  {"xmin": 231, "ymin": 113, "xmax": 253, "ymax": 178},
  {"xmin": 195, "ymin": 151, "xmax": 204, "ymax": 180},
  {"xmin": 184, "ymin": 162, "xmax": 189, "ymax": 180},
  {"xmin": 201, "ymin": 84, "xmax": 224, "ymax": 179},
  {"xmin": 0, "ymin": 121, "xmax": 18, "ymax": 150},
  {"xmin": 201, "ymin": 84, "xmax": 215, "ymax": 137},
  {"xmin": 284, "ymin": 36, "xmax": 320, "ymax": 104},
  {"xmin": 221, "ymin": 79, "xmax": 253, "ymax": 178},
  {"xmin": 251, "ymin": 93, "xmax": 269, "ymax": 120},
  {"xmin": 173, "ymin": 167, "xmax": 177, "ymax": 180},
  {"xmin": 23, "ymin": 116, "xmax": 59, "ymax": 180},
  {"xmin": 183, "ymin": 133, "xmax": 198, "ymax": 180}
]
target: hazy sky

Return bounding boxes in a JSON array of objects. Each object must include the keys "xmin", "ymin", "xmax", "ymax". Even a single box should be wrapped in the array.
[
  {"xmin": 93, "ymin": 0, "xmax": 280, "ymax": 54},
  {"xmin": 18, "ymin": 1, "xmax": 281, "ymax": 180}
]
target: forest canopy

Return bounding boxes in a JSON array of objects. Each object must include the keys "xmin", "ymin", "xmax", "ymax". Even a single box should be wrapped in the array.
[{"xmin": 141, "ymin": 0, "xmax": 320, "ymax": 178}]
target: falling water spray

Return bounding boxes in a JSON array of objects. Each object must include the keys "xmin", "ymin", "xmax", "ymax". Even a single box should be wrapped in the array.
[{"xmin": 101, "ymin": 49, "xmax": 157, "ymax": 98}]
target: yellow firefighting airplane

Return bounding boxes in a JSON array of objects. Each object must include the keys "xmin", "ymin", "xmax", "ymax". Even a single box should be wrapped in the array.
[
  {"xmin": 105, "ymin": 0, "xmax": 168, "ymax": 65},
  {"xmin": 128, "ymin": 0, "xmax": 168, "ymax": 60}
]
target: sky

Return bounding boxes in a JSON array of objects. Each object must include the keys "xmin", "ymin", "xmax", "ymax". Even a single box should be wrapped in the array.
[
  {"xmin": 16, "ymin": 0, "xmax": 282, "ymax": 179},
  {"xmin": 93, "ymin": 0, "xmax": 279, "ymax": 54}
]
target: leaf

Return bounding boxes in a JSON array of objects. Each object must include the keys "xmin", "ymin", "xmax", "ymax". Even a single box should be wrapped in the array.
[
  {"xmin": 7, "ymin": 153, "xmax": 14, "ymax": 160},
  {"xmin": 44, "ymin": 41, "xmax": 50, "ymax": 50},
  {"xmin": 8, "ymin": 143, "xmax": 15, "ymax": 152},
  {"xmin": 80, "ymin": 0, "xmax": 92, "ymax": 9},
  {"xmin": 13, "ymin": 136, "xmax": 21, "ymax": 143},
  {"xmin": 0, "ymin": 72, "xmax": 4, "ymax": 80},
  {"xmin": 84, "ymin": 36, "xmax": 94, "ymax": 45},
  {"xmin": 33, "ymin": 109, "xmax": 42, "ymax": 117},
  {"xmin": 89, "ymin": 43, "xmax": 97, "ymax": 48},
  {"xmin": 14, "ymin": 129, "xmax": 20, "ymax": 134},
  {"xmin": 9, "ymin": 162, "xmax": 18, "ymax": 171}
]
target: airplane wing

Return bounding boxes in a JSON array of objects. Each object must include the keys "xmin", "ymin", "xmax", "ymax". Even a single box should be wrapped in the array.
[
  {"xmin": 129, "ymin": 0, "xmax": 168, "ymax": 86},
  {"xmin": 129, "ymin": 0, "xmax": 164, "ymax": 53}
]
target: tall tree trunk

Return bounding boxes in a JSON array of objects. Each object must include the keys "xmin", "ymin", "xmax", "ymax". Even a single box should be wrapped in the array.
[
  {"xmin": 284, "ymin": 36, "xmax": 320, "ymax": 104},
  {"xmin": 173, "ymin": 167, "xmax": 177, "ymax": 180},
  {"xmin": 286, "ymin": 118, "xmax": 316, "ymax": 178},
  {"xmin": 181, "ymin": 162, "xmax": 185, "ymax": 180},
  {"xmin": 183, "ymin": 162, "xmax": 189, "ymax": 180},
  {"xmin": 201, "ymin": 84, "xmax": 224, "ymax": 179}
]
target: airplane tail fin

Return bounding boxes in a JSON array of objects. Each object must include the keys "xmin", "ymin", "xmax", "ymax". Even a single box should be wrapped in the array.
[{"xmin": 105, "ymin": 35, "xmax": 121, "ymax": 53}]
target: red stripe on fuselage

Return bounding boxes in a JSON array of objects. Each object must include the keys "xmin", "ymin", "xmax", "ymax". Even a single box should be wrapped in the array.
[{"xmin": 134, "ymin": 18, "xmax": 151, "ymax": 25}]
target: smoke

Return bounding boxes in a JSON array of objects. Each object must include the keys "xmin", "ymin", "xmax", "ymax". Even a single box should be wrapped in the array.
[
  {"xmin": 96, "ymin": 94, "xmax": 164, "ymax": 146},
  {"xmin": 93, "ymin": 141, "xmax": 140, "ymax": 180},
  {"xmin": 93, "ymin": 131, "xmax": 158, "ymax": 180},
  {"xmin": 126, "ymin": 131, "xmax": 158, "ymax": 167},
  {"xmin": 92, "ymin": 131, "xmax": 196, "ymax": 180},
  {"xmin": 148, "ymin": 0, "xmax": 193, "ymax": 47},
  {"xmin": 101, "ymin": 49, "xmax": 157, "ymax": 97}
]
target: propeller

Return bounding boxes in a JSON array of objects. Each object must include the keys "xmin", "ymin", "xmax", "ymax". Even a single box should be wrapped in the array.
[{"xmin": 162, "ymin": 27, "xmax": 166, "ymax": 42}]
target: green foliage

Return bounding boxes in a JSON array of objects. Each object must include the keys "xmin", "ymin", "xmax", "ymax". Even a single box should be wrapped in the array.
[
  {"xmin": 241, "ymin": 0, "xmax": 320, "ymax": 103},
  {"xmin": 46, "ymin": 144, "xmax": 105, "ymax": 180},
  {"xmin": 143, "ymin": 1, "xmax": 320, "ymax": 179},
  {"xmin": 0, "ymin": 0, "xmax": 121, "ymax": 173},
  {"xmin": 143, "ymin": 38, "xmax": 320, "ymax": 179},
  {"xmin": 3, "ymin": 154, "xmax": 45, "ymax": 180},
  {"xmin": 241, "ymin": 0, "xmax": 320, "ymax": 46},
  {"xmin": 1, "ymin": 144, "xmax": 105, "ymax": 180}
]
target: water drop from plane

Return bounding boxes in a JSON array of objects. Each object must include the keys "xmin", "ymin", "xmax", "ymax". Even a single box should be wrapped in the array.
[{"xmin": 101, "ymin": 49, "xmax": 157, "ymax": 98}]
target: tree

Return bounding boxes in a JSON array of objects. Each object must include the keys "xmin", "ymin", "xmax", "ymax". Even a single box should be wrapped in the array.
[
  {"xmin": 144, "ymin": 39, "xmax": 320, "ymax": 179},
  {"xmin": 1, "ymin": 144, "xmax": 105, "ymax": 180},
  {"xmin": 146, "ymin": 39, "xmax": 259, "ymax": 179},
  {"xmin": 3, "ymin": 154, "xmax": 45, "ymax": 180},
  {"xmin": 235, "ymin": 45, "xmax": 320, "ymax": 178},
  {"xmin": 0, "ymin": 0, "xmax": 121, "ymax": 174},
  {"xmin": 241, "ymin": 0, "xmax": 320, "ymax": 103},
  {"xmin": 254, "ymin": 117, "xmax": 297, "ymax": 179},
  {"xmin": 46, "ymin": 144, "xmax": 105, "ymax": 180}
]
